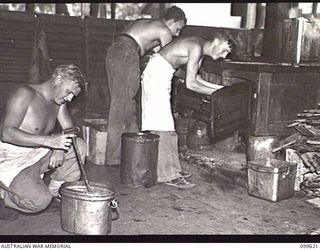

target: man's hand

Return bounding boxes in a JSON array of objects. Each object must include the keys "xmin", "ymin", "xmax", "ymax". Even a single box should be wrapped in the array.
[
  {"xmin": 49, "ymin": 149, "xmax": 65, "ymax": 169},
  {"xmin": 45, "ymin": 133, "xmax": 76, "ymax": 151}
]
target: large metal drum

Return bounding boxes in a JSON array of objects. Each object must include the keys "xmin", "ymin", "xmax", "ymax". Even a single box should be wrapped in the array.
[{"xmin": 121, "ymin": 132, "xmax": 159, "ymax": 188}]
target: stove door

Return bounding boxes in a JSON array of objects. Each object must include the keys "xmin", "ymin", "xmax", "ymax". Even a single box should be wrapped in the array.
[{"xmin": 210, "ymin": 81, "xmax": 252, "ymax": 139}]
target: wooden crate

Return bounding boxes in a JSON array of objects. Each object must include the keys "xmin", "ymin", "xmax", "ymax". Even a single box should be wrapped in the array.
[
  {"xmin": 83, "ymin": 119, "xmax": 108, "ymax": 165},
  {"xmin": 285, "ymin": 148, "xmax": 307, "ymax": 191}
]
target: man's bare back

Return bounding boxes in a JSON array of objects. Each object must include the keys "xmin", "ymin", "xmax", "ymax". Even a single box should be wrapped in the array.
[
  {"xmin": 156, "ymin": 35, "xmax": 231, "ymax": 95},
  {"xmin": 160, "ymin": 36, "xmax": 205, "ymax": 69},
  {"xmin": 124, "ymin": 19, "xmax": 174, "ymax": 57}
]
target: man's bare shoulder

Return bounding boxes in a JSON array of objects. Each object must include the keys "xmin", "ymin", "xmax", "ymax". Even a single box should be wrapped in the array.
[
  {"xmin": 181, "ymin": 36, "xmax": 202, "ymax": 45},
  {"xmin": 131, "ymin": 18, "xmax": 168, "ymax": 31},
  {"xmin": 173, "ymin": 36, "xmax": 202, "ymax": 49},
  {"xmin": 8, "ymin": 85, "xmax": 36, "ymax": 103}
]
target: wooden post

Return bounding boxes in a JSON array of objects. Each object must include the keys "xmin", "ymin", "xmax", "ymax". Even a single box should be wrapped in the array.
[
  {"xmin": 312, "ymin": 3, "xmax": 318, "ymax": 14},
  {"xmin": 90, "ymin": 3, "xmax": 99, "ymax": 17},
  {"xmin": 159, "ymin": 3, "xmax": 166, "ymax": 18},
  {"xmin": 255, "ymin": 3, "xmax": 266, "ymax": 29},
  {"xmin": 25, "ymin": 4, "xmax": 35, "ymax": 12},
  {"xmin": 111, "ymin": 3, "xmax": 116, "ymax": 19},
  {"xmin": 246, "ymin": 3, "xmax": 257, "ymax": 29},
  {"xmin": 56, "ymin": 3, "xmax": 69, "ymax": 15},
  {"xmin": 98, "ymin": 4, "xmax": 106, "ymax": 19},
  {"xmin": 262, "ymin": 3, "xmax": 291, "ymax": 62}
]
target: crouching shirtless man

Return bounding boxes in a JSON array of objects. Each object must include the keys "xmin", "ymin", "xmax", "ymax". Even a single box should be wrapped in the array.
[
  {"xmin": 0, "ymin": 64, "xmax": 87, "ymax": 220},
  {"xmin": 141, "ymin": 34, "xmax": 231, "ymax": 188}
]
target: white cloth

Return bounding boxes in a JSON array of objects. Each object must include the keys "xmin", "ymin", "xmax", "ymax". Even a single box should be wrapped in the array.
[
  {"xmin": 141, "ymin": 53, "xmax": 176, "ymax": 131},
  {"xmin": 0, "ymin": 140, "xmax": 50, "ymax": 187}
]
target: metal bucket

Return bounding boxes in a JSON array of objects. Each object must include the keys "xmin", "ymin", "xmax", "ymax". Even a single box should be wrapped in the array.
[
  {"xmin": 187, "ymin": 120, "xmax": 211, "ymax": 150},
  {"xmin": 60, "ymin": 181, "xmax": 119, "ymax": 235},
  {"xmin": 121, "ymin": 132, "xmax": 159, "ymax": 188},
  {"xmin": 175, "ymin": 117, "xmax": 189, "ymax": 148},
  {"xmin": 246, "ymin": 135, "xmax": 279, "ymax": 162}
]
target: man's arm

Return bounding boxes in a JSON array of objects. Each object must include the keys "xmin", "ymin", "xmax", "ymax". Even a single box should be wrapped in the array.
[
  {"xmin": 185, "ymin": 46, "xmax": 217, "ymax": 95},
  {"xmin": 57, "ymin": 103, "xmax": 74, "ymax": 130},
  {"xmin": 174, "ymin": 66, "xmax": 186, "ymax": 79}
]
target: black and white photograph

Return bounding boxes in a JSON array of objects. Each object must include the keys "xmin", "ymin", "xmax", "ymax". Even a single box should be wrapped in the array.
[{"xmin": 0, "ymin": 2, "xmax": 319, "ymax": 244}]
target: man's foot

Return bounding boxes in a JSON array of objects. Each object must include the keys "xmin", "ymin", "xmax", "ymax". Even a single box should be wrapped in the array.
[
  {"xmin": 180, "ymin": 171, "xmax": 192, "ymax": 178},
  {"xmin": 164, "ymin": 177, "xmax": 196, "ymax": 189},
  {"xmin": 0, "ymin": 199, "xmax": 20, "ymax": 221}
]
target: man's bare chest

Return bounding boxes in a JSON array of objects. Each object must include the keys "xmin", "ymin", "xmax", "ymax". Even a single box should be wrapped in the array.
[{"xmin": 22, "ymin": 98, "xmax": 59, "ymax": 134}]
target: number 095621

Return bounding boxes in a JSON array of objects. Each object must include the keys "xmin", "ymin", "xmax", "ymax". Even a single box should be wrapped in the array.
[{"xmin": 300, "ymin": 244, "xmax": 318, "ymax": 248}]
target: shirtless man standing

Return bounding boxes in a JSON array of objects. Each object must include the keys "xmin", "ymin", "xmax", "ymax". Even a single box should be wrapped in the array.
[
  {"xmin": 141, "ymin": 34, "xmax": 231, "ymax": 188},
  {"xmin": 0, "ymin": 64, "xmax": 87, "ymax": 220},
  {"xmin": 105, "ymin": 6, "xmax": 187, "ymax": 166}
]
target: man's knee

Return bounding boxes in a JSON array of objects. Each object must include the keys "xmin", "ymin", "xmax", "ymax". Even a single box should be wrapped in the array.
[
  {"xmin": 7, "ymin": 190, "xmax": 52, "ymax": 213},
  {"xmin": 28, "ymin": 193, "xmax": 52, "ymax": 213}
]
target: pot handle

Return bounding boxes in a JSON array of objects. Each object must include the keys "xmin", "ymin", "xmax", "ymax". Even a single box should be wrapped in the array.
[{"xmin": 110, "ymin": 198, "xmax": 120, "ymax": 221}]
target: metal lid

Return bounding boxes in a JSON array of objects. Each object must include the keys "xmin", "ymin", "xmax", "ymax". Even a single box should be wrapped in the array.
[{"xmin": 247, "ymin": 158, "xmax": 297, "ymax": 174}]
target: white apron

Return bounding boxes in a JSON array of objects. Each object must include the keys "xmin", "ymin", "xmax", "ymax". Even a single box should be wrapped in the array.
[{"xmin": 141, "ymin": 53, "xmax": 176, "ymax": 131}]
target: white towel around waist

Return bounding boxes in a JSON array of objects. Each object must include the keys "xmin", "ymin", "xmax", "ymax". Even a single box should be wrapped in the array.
[{"xmin": 0, "ymin": 140, "xmax": 50, "ymax": 187}]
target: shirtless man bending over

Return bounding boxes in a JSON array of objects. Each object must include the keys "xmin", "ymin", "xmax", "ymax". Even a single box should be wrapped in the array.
[
  {"xmin": 105, "ymin": 6, "xmax": 187, "ymax": 166},
  {"xmin": 141, "ymin": 34, "xmax": 231, "ymax": 188},
  {"xmin": 0, "ymin": 64, "xmax": 87, "ymax": 220}
]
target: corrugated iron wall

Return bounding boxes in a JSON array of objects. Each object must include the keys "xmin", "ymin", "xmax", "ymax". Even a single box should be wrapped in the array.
[
  {"xmin": 0, "ymin": 11, "xmax": 35, "ymax": 119},
  {"xmin": 85, "ymin": 18, "xmax": 128, "ymax": 118},
  {"xmin": 0, "ymin": 10, "xmax": 129, "ymax": 121}
]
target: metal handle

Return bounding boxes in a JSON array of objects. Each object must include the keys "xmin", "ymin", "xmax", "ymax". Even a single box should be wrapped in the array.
[{"xmin": 110, "ymin": 199, "xmax": 120, "ymax": 221}]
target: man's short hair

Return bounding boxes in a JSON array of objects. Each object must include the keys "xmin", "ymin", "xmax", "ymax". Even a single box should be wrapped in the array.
[
  {"xmin": 210, "ymin": 33, "xmax": 234, "ymax": 49},
  {"xmin": 163, "ymin": 6, "xmax": 187, "ymax": 25},
  {"xmin": 210, "ymin": 33, "xmax": 229, "ymax": 43},
  {"xmin": 52, "ymin": 64, "xmax": 87, "ymax": 89}
]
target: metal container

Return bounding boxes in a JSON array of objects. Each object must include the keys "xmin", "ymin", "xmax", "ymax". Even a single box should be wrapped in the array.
[
  {"xmin": 246, "ymin": 135, "xmax": 279, "ymax": 162},
  {"xmin": 187, "ymin": 120, "xmax": 211, "ymax": 150},
  {"xmin": 60, "ymin": 181, "xmax": 119, "ymax": 235},
  {"xmin": 121, "ymin": 132, "xmax": 159, "ymax": 188},
  {"xmin": 175, "ymin": 117, "xmax": 189, "ymax": 148},
  {"xmin": 247, "ymin": 158, "xmax": 297, "ymax": 202}
]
